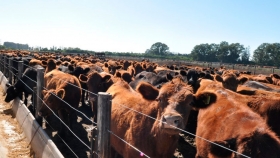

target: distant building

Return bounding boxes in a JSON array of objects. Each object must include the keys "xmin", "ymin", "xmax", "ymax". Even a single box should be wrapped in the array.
[{"xmin": 3, "ymin": 42, "xmax": 29, "ymax": 50}]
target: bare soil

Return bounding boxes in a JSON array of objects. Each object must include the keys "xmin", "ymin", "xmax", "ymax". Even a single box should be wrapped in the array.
[{"xmin": 0, "ymin": 87, "xmax": 32, "ymax": 158}]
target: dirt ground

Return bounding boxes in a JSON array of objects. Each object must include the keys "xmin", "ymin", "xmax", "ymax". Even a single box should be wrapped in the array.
[{"xmin": 0, "ymin": 87, "xmax": 32, "ymax": 158}]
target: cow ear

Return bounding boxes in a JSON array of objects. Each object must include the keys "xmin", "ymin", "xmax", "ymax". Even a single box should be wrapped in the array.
[
  {"xmin": 84, "ymin": 67, "xmax": 91, "ymax": 74},
  {"xmin": 209, "ymin": 138, "xmax": 236, "ymax": 158},
  {"xmin": 180, "ymin": 70, "xmax": 187, "ymax": 76},
  {"xmin": 273, "ymin": 74, "xmax": 280, "ymax": 79},
  {"xmin": 238, "ymin": 77, "xmax": 248, "ymax": 85},
  {"xmin": 56, "ymin": 89, "xmax": 65, "ymax": 99},
  {"xmin": 104, "ymin": 62, "xmax": 109, "ymax": 67},
  {"xmin": 56, "ymin": 60, "xmax": 62, "ymax": 65},
  {"xmin": 192, "ymin": 92, "xmax": 217, "ymax": 109},
  {"xmin": 166, "ymin": 73, "xmax": 173, "ymax": 81},
  {"xmin": 117, "ymin": 65, "xmax": 123, "ymax": 70},
  {"xmin": 153, "ymin": 64, "xmax": 157, "ymax": 69},
  {"xmin": 215, "ymin": 75, "xmax": 223, "ymax": 83},
  {"xmin": 102, "ymin": 75, "xmax": 112, "ymax": 82},
  {"xmin": 79, "ymin": 74, "xmax": 88, "ymax": 83},
  {"xmin": 115, "ymin": 71, "xmax": 121, "ymax": 78},
  {"xmin": 41, "ymin": 60, "xmax": 47, "ymax": 66},
  {"xmin": 199, "ymin": 72, "xmax": 206, "ymax": 78},
  {"xmin": 68, "ymin": 65, "xmax": 74, "ymax": 71},
  {"xmin": 136, "ymin": 82, "xmax": 159, "ymax": 100},
  {"xmin": 266, "ymin": 76, "xmax": 273, "ymax": 84},
  {"xmin": 142, "ymin": 63, "xmax": 147, "ymax": 69}
]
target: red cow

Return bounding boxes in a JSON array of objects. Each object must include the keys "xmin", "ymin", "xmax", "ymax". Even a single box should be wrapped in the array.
[
  {"xmin": 79, "ymin": 71, "xmax": 115, "ymax": 121},
  {"xmin": 193, "ymin": 79, "xmax": 280, "ymax": 158},
  {"xmin": 107, "ymin": 78, "xmax": 207, "ymax": 158},
  {"xmin": 270, "ymin": 73, "xmax": 280, "ymax": 86},
  {"xmin": 39, "ymin": 69, "xmax": 82, "ymax": 136}
]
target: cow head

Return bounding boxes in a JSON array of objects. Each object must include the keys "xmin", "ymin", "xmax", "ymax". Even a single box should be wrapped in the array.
[
  {"xmin": 5, "ymin": 83, "xmax": 20, "ymax": 102},
  {"xmin": 79, "ymin": 72, "xmax": 113, "ymax": 118},
  {"xmin": 38, "ymin": 89, "xmax": 65, "ymax": 117},
  {"xmin": 215, "ymin": 72, "xmax": 239, "ymax": 92},
  {"xmin": 137, "ymin": 78, "xmax": 195, "ymax": 135},
  {"xmin": 186, "ymin": 69, "xmax": 199, "ymax": 86},
  {"xmin": 104, "ymin": 61, "xmax": 122, "ymax": 75}
]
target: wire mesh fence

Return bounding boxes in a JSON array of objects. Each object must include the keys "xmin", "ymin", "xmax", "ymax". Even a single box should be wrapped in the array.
[{"xmin": 1, "ymin": 52, "xmax": 271, "ymax": 158}]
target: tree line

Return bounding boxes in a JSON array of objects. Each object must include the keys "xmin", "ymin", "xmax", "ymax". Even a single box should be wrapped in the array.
[
  {"xmin": 1, "ymin": 41, "xmax": 280, "ymax": 67},
  {"xmin": 3, "ymin": 42, "xmax": 29, "ymax": 50}
]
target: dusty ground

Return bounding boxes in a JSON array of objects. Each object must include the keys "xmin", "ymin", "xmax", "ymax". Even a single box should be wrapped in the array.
[{"xmin": 0, "ymin": 87, "xmax": 32, "ymax": 158}]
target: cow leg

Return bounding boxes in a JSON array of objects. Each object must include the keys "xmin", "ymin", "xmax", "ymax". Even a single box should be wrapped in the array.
[
  {"xmin": 68, "ymin": 111, "xmax": 77, "ymax": 130},
  {"xmin": 81, "ymin": 90, "xmax": 86, "ymax": 106},
  {"xmin": 28, "ymin": 95, "xmax": 35, "ymax": 115},
  {"xmin": 58, "ymin": 109, "xmax": 69, "ymax": 138}
]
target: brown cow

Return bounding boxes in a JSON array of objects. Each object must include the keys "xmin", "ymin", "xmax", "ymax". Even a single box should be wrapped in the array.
[
  {"xmin": 107, "ymin": 78, "xmax": 206, "ymax": 158},
  {"xmin": 44, "ymin": 59, "xmax": 57, "ymax": 75},
  {"xmin": 114, "ymin": 69, "xmax": 134, "ymax": 83},
  {"xmin": 213, "ymin": 71, "xmax": 239, "ymax": 92},
  {"xmin": 102, "ymin": 60, "xmax": 122, "ymax": 75},
  {"xmin": 39, "ymin": 69, "xmax": 82, "ymax": 136},
  {"xmin": 79, "ymin": 71, "xmax": 115, "ymax": 121},
  {"xmin": 193, "ymin": 79, "xmax": 280, "ymax": 158},
  {"xmin": 270, "ymin": 73, "xmax": 280, "ymax": 86},
  {"xmin": 127, "ymin": 62, "xmax": 145, "ymax": 77}
]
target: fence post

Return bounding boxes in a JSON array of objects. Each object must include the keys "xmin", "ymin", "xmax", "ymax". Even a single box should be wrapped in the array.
[
  {"xmin": 36, "ymin": 68, "xmax": 44, "ymax": 126},
  {"xmin": 272, "ymin": 68, "xmax": 275, "ymax": 74},
  {"xmin": 18, "ymin": 61, "xmax": 23, "ymax": 79},
  {"xmin": 96, "ymin": 92, "xmax": 112, "ymax": 158},
  {"xmin": 8, "ymin": 58, "xmax": 13, "ymax": 84},
  {"xmin": 4, "ymin": 56, "xmax": 7, "ymax": 77},
  {"xmin": 254, "ymin": 66, "xmax": 256, "ymax": 75},
  {"xmin": 0, "ymin": 54, "xmax": 2, "ymax": 72}
]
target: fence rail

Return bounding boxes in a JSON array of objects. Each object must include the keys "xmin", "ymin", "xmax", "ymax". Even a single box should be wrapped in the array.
[{"xmin": 107, "ymin": 55, "xmax": 280, "ymax": 75}]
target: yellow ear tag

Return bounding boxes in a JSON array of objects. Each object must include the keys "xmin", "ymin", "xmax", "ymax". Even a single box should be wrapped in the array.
[{"xmin": 204, "ymin": 95, "xmax": 211, "ymax": 105}]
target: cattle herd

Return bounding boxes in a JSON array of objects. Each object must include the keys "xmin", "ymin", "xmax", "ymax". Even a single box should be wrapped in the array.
[{"xmin": 1, "ymin": 50, "xmax": 280, "ymax": 158}]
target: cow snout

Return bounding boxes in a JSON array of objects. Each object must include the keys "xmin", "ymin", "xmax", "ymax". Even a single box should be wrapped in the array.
[
  {"xmin": 188, "ymin": 78, "xmax": 194, "ymax": 85},
  {"xmin": 162, "ymin": 115, "xmax": 183, "ymax": 129}
]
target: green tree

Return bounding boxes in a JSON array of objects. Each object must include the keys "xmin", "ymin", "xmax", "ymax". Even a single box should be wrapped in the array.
[
  {"xmin": 253, "ymin": 43, "xmax": 280, "ymax": 67},
  {"xmin": 226, "ymin": 43, "xmax": 245, "ymax": 63},
  {"xmin": 0, "ymin": 45, "xmax": 5, "ymax": 50},
  {"xmin": 239, "ymin": 46, "xmax": 250, "ymax": 64},
  {"xmin": 190, "ymin": 43, "xmax": 219, "ymax": 62},
  {"xmin": 217, "ymin": 41, "xmax": 229, "ymax": 63},
  {"xmin": 148, "ymin": 42, "xmax": 169, "ymax": 55}
]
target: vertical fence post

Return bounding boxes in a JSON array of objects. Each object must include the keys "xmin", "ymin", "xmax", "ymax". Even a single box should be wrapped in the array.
[
  {"xmin": 254, "ymin": 66, "xmax": 256, "ymax": 75},
  {"xmin": 8, "ymin": 58, "xmax": 13, "ymax": 84},
  {"xmin": 272, "ymin": 68, "xmax": 275, "ymax": 74},
  {"xmin": 18, "ymin": 61, "xmax": 23, "ymax": 79},
  {"xmin": 4, "ymin": 56, "xmax": 7, "ymax": 77},
  {"xmin": 0, "ymin": 54, "xmax": 2, "ymax": 72},
  {"xmin": 36, "ymin": 68, "xmax": 44, "ymax": 126},
  {"xmin": 96, "ymin": 92, "xmax": 112, "ymax": 158}
]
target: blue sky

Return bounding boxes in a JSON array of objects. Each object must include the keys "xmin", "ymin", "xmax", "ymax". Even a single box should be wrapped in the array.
[{"xmin": 0, "ymin": 0, "xmax": 279, "ymax": 54}]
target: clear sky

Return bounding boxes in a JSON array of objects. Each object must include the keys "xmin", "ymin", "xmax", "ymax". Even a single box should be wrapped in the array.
[{"xmin": 0, "ymin": 0, "xmax": 279, "ymax": 54}]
